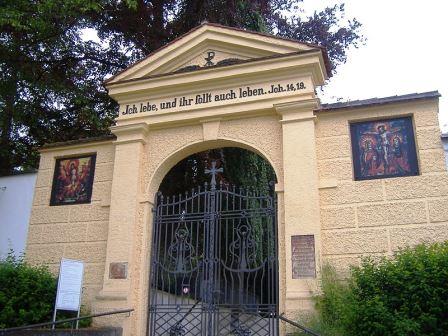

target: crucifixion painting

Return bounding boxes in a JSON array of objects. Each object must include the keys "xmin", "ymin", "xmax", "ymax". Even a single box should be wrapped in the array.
[{"xmin": 350, "ymin": 116, "xmax": 419, "ymax": 180}]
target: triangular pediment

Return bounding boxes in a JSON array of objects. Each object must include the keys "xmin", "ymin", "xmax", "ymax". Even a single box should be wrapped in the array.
[{"xmin": 105, "ymin": 23, "xmax": 317, "ymax": 84}]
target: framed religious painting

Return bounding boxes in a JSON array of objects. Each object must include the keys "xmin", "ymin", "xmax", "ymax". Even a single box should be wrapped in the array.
[
  {"xmin": 50, "ymin": 154, "xmax": 96, "ymax": 206},
  {"xmin": 350, "ymin": 116, "xmax": 419, "ymax": 180}
]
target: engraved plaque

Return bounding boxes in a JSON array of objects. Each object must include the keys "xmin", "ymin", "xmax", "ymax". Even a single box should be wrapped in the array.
[
  {"xmin": 109, "ymin": 262, "xmax": 128, "ymax": 279},
  {"xmin": 291, "ymin": 235, "xmax": 316, "ymax": 278}
]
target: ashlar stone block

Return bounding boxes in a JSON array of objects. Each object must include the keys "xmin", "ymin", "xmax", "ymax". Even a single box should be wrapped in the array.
[
  {"xmin": 69, "ymin": 204, "xmax": 110, "ymax": 222},
  {"xmin": 413, "ymin": 107, "xmax": 440, "ymax": 127},
  {"xmin": 94, "ymin": 163, "xmax": 115, "ymax": 182},
  {"xmin": 322, "ymin": 229, "xmax": 388, "ymax": 255},
  {"xmin": 26, "ymin": 244, "xmax": 64, "ymax": 264},
  {"xmin": 320, "ymin": 207, "xmax": 356, "ymax": 229},
  {"xmin": 86, "ymin": 221, "xmax": 109, "ymax": 242},
  {"xmin": 315, "ymin": 117, "xmax": 349, "ymax": 138},
  {"xmin": 319, "ymin": 180, "xmax": 383, "ymax": 206},
  {"xmin": 38, "ymin": 153, "xmax": 56, "ymax": 170},
  {"xmin": 384, "ymin": 175, "xmax": 448, "ymax": 200},
  {"xmin": 34, "ymin": 170, "xmax": 53, "ymax": 188},
  {"xmin": 84, "ymin": 263, "xmax": 105, "ymax": 285},
  {"xmin": 390, "ymin": 224, "xmax": 448, "ymax": 251},
  {"xmin": 428, "ymin": 198, "xmax": 448, "ymax": 223},
  {"xmin": 323, "ymin": 255, "xmax": 361, "ymax": 278},
  {"xmin": 316, "ymin": 136, "xmax": 351, "ymax": 160},
  {"xmin": 357, "ymin": 201, "xmax": 427, "ymax": 227},
  {"xmin": 416, "ymin": 127, "xmax": 443, "ymax": 150},
  {"xmin": 32, "ymin": 187, "xmax": 50, "ymax": 206},
  {"xmin": 318, "ymin": 159, "xmax": 353, "ymax": 181},
  {"xmin": 40, "ymin": 222, "xmax": 87, "ymax": 243},
  {"xmin": 26, "ymin": 225, "xmax": 42, "ymax": 244},
  {"xmin": 419, "ymin": 149, "xmax": 447, "ymax": 173},
  {"xmin": 91, "ymin": 181, "xmax": 112, "ymax": 202},
  {"xmin": 64, "ymin": 242, "xmax": 107, "ymax": 263},
  {"xmin": 30, "ymin": 206, "xmax": 70, "ymax": 224},
  {"xmin": 96, "ymin": 145, "xmax": 115, "ymax": 163}
]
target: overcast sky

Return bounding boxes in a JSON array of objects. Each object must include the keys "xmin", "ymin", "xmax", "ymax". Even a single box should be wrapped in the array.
[{"xmin": 302, "ymin": 0, "xmax": 448, "ymax": 132}]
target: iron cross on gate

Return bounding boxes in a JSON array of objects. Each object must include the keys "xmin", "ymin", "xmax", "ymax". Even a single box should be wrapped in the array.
[{"xmin": 205, "ymin": 161, "xmax": 223, "ymax": 189}]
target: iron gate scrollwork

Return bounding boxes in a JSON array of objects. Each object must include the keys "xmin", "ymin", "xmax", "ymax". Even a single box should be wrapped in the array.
[{"xmin": 148, "ymin": 161, "xmax": 278, "ymax": 335}]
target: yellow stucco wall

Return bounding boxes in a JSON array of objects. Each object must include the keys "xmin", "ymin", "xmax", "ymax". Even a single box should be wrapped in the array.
[
  {"xmin": 25, "ymin": 141, "xmax": 115, "ymax": 311},
  {"xmin": 121, "ymin": 115, "xmax": 286, "ymax": 335},
  {"xmin": 315, "ymin": 99, "xmax": 448, "ymax": 277},
  {"xmin": 142, "ymin": 115, "xmax": 283, "ymax": 196},
  {"xmin": 23, "ymin": 97, "xmax": 448, "ymax": 334},
  {"xmin": 21, "ymin": 24, "xmax": 448, "ymax": 335}
]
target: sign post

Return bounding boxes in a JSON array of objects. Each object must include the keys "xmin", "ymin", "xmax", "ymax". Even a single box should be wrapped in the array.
[{"xmin": 53, "ymin": 258, "xmax": 84, "ymax": 329}]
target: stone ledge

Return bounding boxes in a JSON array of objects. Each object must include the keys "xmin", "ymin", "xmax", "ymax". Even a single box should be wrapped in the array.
[{"xmin": 40, "ymin": 135, "xmax": 117, "ymax": 151}]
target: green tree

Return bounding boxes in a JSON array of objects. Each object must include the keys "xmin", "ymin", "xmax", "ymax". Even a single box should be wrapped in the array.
[
  {"xmin": 305, "ymin": 243, "xmax": 448, "ymax": 336},
  {"xmin": 348, "ymin": 243, "xmax": 448, "ymax": 336},
  {"xmin": 0, "ymin": 0, "xmax": 363, "ymax": 176},
  {"xmin": 0, "ymin": 252, "xmax": 56, "ymax": 328},
  {"xmin": 0, "ymin": 0, "xmax": 121, "ymax": 174},
  {"xmin": 0, "ymin": 251, "xmax": 92, "ymax": 328},
  {"xmin": 158, "ymin": 147, "xmax": 276, "ymax": 195}
]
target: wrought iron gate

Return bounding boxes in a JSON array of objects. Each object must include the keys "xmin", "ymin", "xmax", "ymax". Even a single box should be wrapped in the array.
[{"xmin": 148, "ymin": 162, "xmax": 278, "ymax": 335}]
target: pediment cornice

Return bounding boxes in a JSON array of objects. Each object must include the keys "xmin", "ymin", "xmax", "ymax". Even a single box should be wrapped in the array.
[{"xmin": 105, "ymin": 23, "xmax": 329, "ymax": 85}]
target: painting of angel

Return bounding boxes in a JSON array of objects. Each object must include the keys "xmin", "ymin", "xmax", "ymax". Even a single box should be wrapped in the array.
[
  {"xmin": 350, "ymin": 117, "xmax": 419, "ymax": 180},
  {"xmin": 50, "ymin": 154, "xmax": 96, "ymax": 205}
]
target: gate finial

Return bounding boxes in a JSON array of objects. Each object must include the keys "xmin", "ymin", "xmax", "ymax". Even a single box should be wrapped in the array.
[{"xmin": 205, "ymin": 160, "xmax": 223, "ymax": 190}]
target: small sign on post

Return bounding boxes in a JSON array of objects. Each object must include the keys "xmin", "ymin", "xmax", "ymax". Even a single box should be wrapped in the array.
[{"xmin": 53, "ymin": 258, "xmax": 84, "ymax": 329}]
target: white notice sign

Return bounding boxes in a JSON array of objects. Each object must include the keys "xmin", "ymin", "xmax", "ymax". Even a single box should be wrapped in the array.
[{"xmin": 55, "ymin": 258, "xmax": 84, "ymax": 311}]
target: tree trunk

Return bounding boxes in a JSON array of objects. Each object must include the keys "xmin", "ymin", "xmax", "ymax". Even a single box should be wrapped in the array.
[{"xmin": 0, "ymin": 75, "xmax": 17, "ymax": 176}]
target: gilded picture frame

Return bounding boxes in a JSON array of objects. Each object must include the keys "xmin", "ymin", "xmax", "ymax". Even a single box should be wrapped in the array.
[{"xmin": 50, "ymin": 154, "xmax": 96, "ymax": 206}]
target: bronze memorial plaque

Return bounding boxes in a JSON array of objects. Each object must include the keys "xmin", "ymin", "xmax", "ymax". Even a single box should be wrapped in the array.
[
  {"xmin": 109, "ymin": 262, "xmax": 128, "ymax": 279},
  {"xmin": 291, "ymin": 235, "xmax": 316, "ymax": 278}
]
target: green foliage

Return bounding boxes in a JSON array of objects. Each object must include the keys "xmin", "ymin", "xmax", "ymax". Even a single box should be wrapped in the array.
[
  {"xmin": 293, "ymin": 264, "xmax": 353, "ymax": 336},
  {"xmin": 0, "ymin": 251, "xmax": 91, "ymax": 329},
  {"xmin": 159, "ymin": 147, "xmax": 276, "ymax": 196},
  {"xmin": 348, "ymin": 242, "xmax": 448, "ymax": 336},
  {"xmin": 312, "ymin": 264, "xmax": 353, "ymax": 336},
  {"xmin": 0, "ymin": 252, "xmax": 57, "ymax": 328},
  {"xmin": 222, "ymin": 148, "xmax": 275, "ymax": 193},
  {"xmin": 0, "ymin": 0, "xmax": 118, "ymax": 174},
  {"xmin": 302, "ymin": 242, "xmax": 448, "ymax": 336}
]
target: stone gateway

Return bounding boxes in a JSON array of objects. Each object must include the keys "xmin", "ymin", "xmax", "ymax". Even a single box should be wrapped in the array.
[{"xmin": 25, "ymin": 23, "xmax": 447, "ymax": 335}]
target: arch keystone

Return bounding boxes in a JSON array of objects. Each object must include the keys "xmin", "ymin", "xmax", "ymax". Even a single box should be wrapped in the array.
[{"xmin": 201, "ymin": 118, "xmax": 221, "ymax": 140}]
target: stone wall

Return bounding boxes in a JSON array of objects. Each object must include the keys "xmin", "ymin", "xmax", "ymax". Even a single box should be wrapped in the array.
[
  {"xmin": 315, "ymin": 99, "xmax": 448, "ymax": 276},
  {"xmin": 25, "ymin": 140, "xmax": 115, "ymax": 311},
  {"xmin": 23, "ymin": 97, "xmax": 448, "ymax": 325}
]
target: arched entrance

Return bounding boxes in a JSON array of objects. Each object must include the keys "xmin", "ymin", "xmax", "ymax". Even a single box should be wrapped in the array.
[
  {"xmin": 148, "ymin": 149, "xmax": 279, "ymax": 335},
  {"xmin": 99, "ymin": 23, "xmax": 327, "ymax": 336}
]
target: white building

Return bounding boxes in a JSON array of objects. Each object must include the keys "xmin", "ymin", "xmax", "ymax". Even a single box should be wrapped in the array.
[
  {"xmin": 443, "ymin": 134, "xmax": 448, "ymax": 171},
  {"xmin": 0, "ymin": 172, "xmax": 37, "ymax": 258}
]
